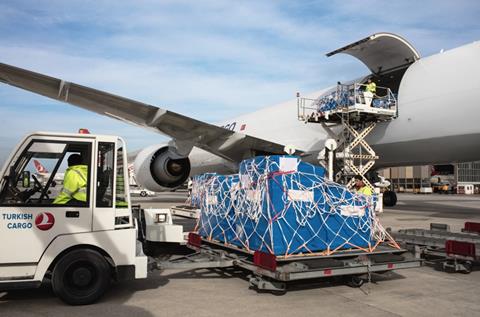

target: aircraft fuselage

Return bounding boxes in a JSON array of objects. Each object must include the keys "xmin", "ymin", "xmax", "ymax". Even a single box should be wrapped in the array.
[{"xmin": 190, "ymin": 41, "xmax": 480, "ymax": 175}]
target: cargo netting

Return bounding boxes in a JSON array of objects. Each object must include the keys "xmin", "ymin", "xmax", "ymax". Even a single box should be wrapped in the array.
[
  {"xmin": 193, "ymin": 156, "xmax": 399, "ymax": 258},
  {"xmin": 187, "ymin": 173, "xmax": 217, "ymax": 208}
]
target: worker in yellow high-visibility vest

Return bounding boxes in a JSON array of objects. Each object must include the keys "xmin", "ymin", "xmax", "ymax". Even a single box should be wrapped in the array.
[
  {"xmin": 354, "ymin": 175, "xmax": 373, "ymax": 196},
  {"xmin": 363, "ymin": 78, "xmax": 376, "ymax": 107},
  {"xmin": 365, "ymin": 78, "xmax": 376, "ymax": 94},
  {"xmin": 53, "ymin": 154, "xmax": 88, "ymax": 205}
]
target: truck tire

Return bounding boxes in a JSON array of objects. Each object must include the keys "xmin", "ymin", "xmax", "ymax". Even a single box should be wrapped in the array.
[
  {"xmin": 383, "ymin": 190, "xmax": 397, "ymax": 207},
  {"xmin": 52, "ymin": 249, "xmax": 111, "ymax": 305}
]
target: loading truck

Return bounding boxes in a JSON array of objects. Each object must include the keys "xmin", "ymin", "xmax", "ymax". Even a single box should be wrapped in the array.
[{"xmin": 0, "ymin": 131, "xmax": 183, "ymax": 305}]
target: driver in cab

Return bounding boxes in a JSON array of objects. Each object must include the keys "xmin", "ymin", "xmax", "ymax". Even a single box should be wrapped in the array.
[{"xmin": 53, "ymin": 154, "xmax": 87, "ymax": 205}]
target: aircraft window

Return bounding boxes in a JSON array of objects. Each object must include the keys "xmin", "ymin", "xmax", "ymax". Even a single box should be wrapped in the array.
[{"xmin": 0, "ymin": 140, "xmax": 91, "ymax": 207}]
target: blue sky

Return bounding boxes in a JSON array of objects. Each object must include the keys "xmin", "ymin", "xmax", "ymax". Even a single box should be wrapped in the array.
[{"xmin": 0, "ymin": 0, "xmax": 479, "ymax": 164}]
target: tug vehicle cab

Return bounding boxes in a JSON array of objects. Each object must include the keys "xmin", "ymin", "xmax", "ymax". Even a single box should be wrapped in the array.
[{"xmin": 0, "ymin": 131, "xmax": 149, "ymax": 305}]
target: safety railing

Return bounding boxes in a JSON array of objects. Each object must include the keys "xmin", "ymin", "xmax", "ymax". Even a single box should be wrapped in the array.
[
  {"xmin": 297, "ymin": 83, "xmax": 397, "ymax": 122},
  {"xmin": 352, "ymin": 83, "xmax": 397, "ymax": 110},
  {"xmin": 297, "ymin": 95, "xmax": 320, "ymax": 121}
]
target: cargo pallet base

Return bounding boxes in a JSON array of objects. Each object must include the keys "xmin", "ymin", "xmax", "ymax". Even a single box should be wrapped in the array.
[
  {"xmin": 155, "ymin": 234, "xmax": 421, "ymax": 292},
  {"xmin": 393, "ymin": 222, "xmax": 480, "ymax": 273}
]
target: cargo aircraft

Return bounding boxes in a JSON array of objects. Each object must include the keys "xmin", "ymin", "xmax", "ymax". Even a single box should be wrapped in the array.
[{"xmin": 1, "ymin": 33, "xmax": 479, "ymax": 207}]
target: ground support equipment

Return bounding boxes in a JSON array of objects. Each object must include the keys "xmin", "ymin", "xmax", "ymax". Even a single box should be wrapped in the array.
[
  {"xmin": 297, "ymin": 83, "xmax": 397, "ymax": 191},
  {"xmin": 393, "ymin": 222, "xmax": 480, "ymax": 273},
  {"xmin": 171, "ymin": 205, "xmax": 200, "ymax": 219},
  {"xmin": 155, "ymin": 234, "xmax": 421, "ymax": 292}
]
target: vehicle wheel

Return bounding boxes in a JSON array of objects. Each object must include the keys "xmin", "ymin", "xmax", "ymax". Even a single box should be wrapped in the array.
[
  {"xmin": 383, "ymin": 190, "xmax": 397, "ymax": 207},
  {"xmin": 346, "ymin": 275, "xmax": 365, "ymax": 288},
  {"xmin": 52, "ymin": 249, "xmax": 111, "ymax": 305},
  {"xmin": 461, "ymin": 261, "xmax": 473, "ymax": 274},
  {"xmin": 140, "ymin": 191, "xmax": 147, "ymax": 197}
]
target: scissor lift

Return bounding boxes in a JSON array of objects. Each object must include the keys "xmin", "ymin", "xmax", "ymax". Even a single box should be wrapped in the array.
[{"xmin": 298, "ymin": 83, "xmax": 397, "ymax": 190}]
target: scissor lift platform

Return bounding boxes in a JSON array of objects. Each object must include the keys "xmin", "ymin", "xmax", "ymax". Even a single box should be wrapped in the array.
[
  {"xmin": 155, "ymin": 234, "xmax": 421, "ymax": 292},
  {"xmin": 298, "ymin": 82, "xmax": 397, "ymax": 124},
  {"xmin": 306, "ymin": 103, "xmax": 397, "ymax": 124}
]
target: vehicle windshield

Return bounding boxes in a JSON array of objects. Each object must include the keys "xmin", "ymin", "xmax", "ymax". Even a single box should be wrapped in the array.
[{"xmin": 0, "ymin": 139, "xmax": 91, "ymax": 206}]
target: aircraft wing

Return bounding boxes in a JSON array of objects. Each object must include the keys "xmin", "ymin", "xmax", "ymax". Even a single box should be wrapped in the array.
[{"xmin": 0, "ymin": 63, "xmax": 299, "ymax": 161}]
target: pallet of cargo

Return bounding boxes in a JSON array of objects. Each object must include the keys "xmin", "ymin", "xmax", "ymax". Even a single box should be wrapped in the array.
[{"xmin": 156, "ymin": 233, "xmax": 421, "ymax": 292}]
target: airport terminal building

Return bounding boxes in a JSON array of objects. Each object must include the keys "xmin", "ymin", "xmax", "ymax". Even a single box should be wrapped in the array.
[
  {"xmin": 456, "ymin": 161, "xmax": 480, "ymax": 184},
  {"xmin": 379, "ymin": 161, "xmax": 480, "ymax": 193}
]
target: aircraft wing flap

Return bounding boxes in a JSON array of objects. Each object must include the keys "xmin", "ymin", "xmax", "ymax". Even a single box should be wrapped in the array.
[{"xmin": 0, "ymin": 63, "xmax": 294, "ymax": 162}]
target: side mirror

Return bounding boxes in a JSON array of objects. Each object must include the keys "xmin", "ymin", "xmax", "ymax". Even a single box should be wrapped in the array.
[{"xmin": 22, "ymin": 171, "xmax": 31, "ymax": 188}]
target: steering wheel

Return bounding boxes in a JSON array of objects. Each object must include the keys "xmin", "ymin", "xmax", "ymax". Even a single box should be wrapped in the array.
[
  {"xmin": 4, "ymin": 174, "xmax": 49, "ymax": 204},
  {"xmin": 9, "ymin": 185, "xmax": 38, "ymax": 203},
  {"xmin": 19, "ymin": 174, "xmax": 48, "ymax": 203}
]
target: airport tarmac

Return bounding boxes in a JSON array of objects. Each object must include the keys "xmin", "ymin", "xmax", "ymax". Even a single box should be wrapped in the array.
[{"xmin": 1, "ymin": 193, "xmax": 480, "ymax": 317}]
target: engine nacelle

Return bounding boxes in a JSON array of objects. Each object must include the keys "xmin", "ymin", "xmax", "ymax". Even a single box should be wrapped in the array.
[{"xmin": 134, "ymin": 144, "xmax": 191, "ymax": 192}]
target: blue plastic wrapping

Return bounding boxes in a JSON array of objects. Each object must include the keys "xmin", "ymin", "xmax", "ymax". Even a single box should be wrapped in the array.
[
  {"xmin": 196, "ymin": 155, "xmax": 376, "ymax": 256},
  {"xmin": 190, "ymin": 173, "xmax": 217, "ymax": 208},
  {"xmin": 197, "ymin": 174, "xmax": 239, "ymax": 243}
]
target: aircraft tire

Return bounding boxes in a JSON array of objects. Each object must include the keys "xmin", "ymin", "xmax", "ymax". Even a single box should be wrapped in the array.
[
  {"xmin": 52, "ymin": 249, "xmax": 111, "ymax": 305},
  {"xmin": 383, "ymin": 190, "xmax": 397, "ymax": 207},
  {"xmin": 140, "ymin": 191, "xmax": 147, "ymax": 197}
]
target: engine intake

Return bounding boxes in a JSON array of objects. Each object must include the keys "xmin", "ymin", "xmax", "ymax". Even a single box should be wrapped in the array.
[{"xmin": 134, "ymin": 144, "xmax": 190, "ymax": 192}]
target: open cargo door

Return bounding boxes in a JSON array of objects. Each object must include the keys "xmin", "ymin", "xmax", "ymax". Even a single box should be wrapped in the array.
[
  {"xmin": 326, "ymin": 32, "xmax": 420, "ymax": 75},
  {"xmin": 326, "ymin": 33, "xmax": 420, "ymax": 93}
]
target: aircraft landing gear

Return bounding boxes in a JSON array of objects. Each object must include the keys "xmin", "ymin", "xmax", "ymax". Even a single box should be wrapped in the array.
[{"xmin": 383, "ymin": 190, "xmax": 397, "ymax": 207}]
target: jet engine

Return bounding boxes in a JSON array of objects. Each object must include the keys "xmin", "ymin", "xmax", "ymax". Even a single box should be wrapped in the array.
[{"xmin": 133, "ymin": 144, "xmax": 191, "ymax": 192}]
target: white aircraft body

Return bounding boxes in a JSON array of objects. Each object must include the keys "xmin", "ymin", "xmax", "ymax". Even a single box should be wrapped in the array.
[{"xmin": 0, "ymin": 33, "xmax": 479, "ymax": 207}]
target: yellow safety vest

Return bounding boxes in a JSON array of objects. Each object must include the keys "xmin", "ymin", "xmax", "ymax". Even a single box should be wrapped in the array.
[
  {"xmin": 366, "ymin": 82, "xmax": 376, "ymax": 93},
  {"xmin": 357, "ymin": 186, "xmax": 373, "ymax": 196},
  {"xmin": 53, "ymin": 165, "xmax": 88, "ymax": 204}
]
